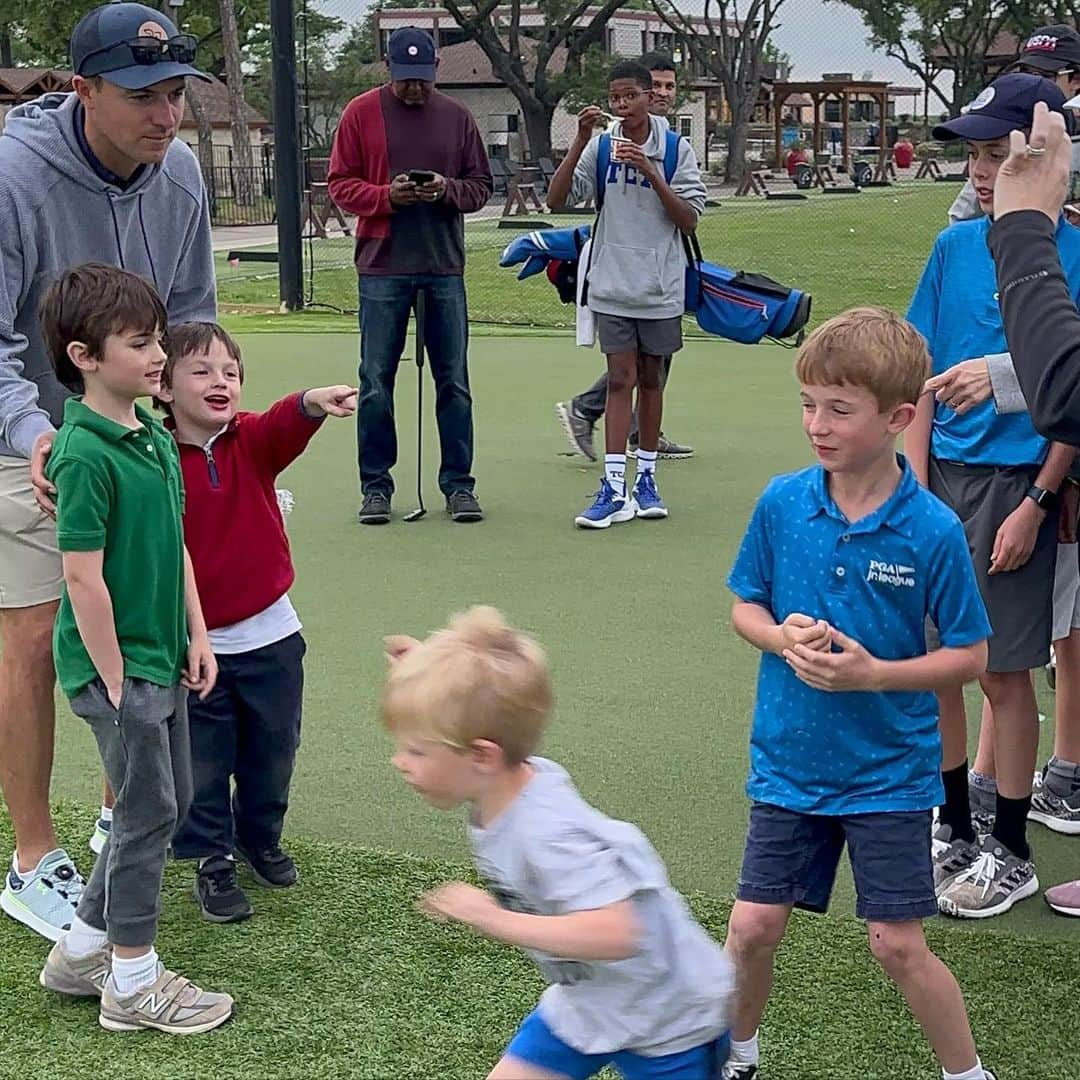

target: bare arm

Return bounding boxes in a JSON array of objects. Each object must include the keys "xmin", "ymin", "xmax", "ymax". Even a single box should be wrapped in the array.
[
  {"xmin": 63, "ymin": 550, "xmax": 124, "ymax": 702},
  {"xmin": 1036, "ymin": 441, "xmax": 1078, "ymax": 493},
  {"xmin": 184, "ymin": 547, "xmax": 207, "ymax": 641},
  {"xmin": 732, "ymin": 601, "xmax": 832, "ymax": 657},
  {"xmin": 905, "ymin": 392, "xmax": 934, "ymax": 487}
]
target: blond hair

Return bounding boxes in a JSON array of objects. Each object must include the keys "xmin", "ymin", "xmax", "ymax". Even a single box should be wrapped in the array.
[
  {"xmin": 795, "ymin": 306, "xmax": 929, "ymax": 410},
  {"xmin": 382, "ymin": 607, "xmax": 553, "ymax": 764}
]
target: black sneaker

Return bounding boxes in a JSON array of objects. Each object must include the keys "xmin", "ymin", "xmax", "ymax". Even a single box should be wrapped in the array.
[
  {"xmin": 358, "ymin": 492, "xmax": 391, "ymax": 525},
  {"xmin": 446, "ymin": 490, "xmax": 484, "ymax": 523},
  {"xmin": 236, "ymin": 844, "xmax": 298, "ymax": 889},
  {"xmin": 194, "ymin": 857, "xmax": 253, "ymax": 923}
]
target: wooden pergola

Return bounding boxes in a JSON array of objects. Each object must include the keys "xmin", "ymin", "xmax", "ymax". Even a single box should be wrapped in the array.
[
  {"xmin": 771, "ymin": 78, "xmax": 890, "ymax": 171},
  {"xmin": 0, "ymin": 68, "xmax": 72, "ymax": 107}
]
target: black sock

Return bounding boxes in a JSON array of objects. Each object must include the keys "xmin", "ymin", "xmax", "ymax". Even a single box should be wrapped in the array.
[
  {"xmin": 940, "ymin": 761, "xmax": 975, "ymax": 843},
  {"xmin": 991, "ymin": 794, "xmax": 1032, "ymax": 861}
]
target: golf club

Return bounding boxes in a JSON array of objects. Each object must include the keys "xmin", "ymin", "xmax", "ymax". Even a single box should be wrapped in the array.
[{"xmin": 403, "ymin": 291, "xmax": 427, "ymax": 523}]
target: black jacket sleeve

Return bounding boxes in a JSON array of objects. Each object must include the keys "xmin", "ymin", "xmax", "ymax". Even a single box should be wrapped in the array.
[{"xmin": 989, "ymin": 211, "xmax": 1080, "ymax": 443}]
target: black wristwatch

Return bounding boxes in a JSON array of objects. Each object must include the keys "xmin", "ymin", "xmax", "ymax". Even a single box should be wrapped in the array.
[{"xmin": 1027, "ymin": 485, "xmax": 1058, "ymax": 512}]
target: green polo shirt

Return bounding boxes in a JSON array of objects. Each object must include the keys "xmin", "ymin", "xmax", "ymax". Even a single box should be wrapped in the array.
[{"xmin": 47, "ymin": 398, "xmax": 186, "ymax": 698}]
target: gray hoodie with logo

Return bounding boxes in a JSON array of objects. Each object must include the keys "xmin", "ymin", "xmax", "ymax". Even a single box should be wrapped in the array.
[
  {"xmin": 567, "ymin": 115, "xmax": 706, "ymax": 320},
  {"xmin": 0, "ymin": 93, "xmax": 216, "ymax": 459}
]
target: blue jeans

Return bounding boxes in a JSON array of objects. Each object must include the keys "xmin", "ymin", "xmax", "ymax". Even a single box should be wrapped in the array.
[{"xmin": 358, "ymin": 274, "xmax": 475, "ymax": 498}]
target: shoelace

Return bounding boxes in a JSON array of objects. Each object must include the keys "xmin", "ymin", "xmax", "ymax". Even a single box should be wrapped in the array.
[
  {"xmin": 43, "ymin": 863, "xmax": 84, "ymax": 906},
  {"xmin": 203, "ymin": 863, "xmax": 238, "ymax": 895},
  {"xmin": 954, "ymin": 850, "xmax": 1003, "ymax": 898}
]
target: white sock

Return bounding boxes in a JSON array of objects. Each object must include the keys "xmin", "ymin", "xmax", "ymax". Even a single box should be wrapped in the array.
[
  {"xmin": 604, "ymin": 454, "xmax": 626, "ymax": 499},
  {"xmin": 636, "ymin": 449, "xmax": 658, "ymax": 476},
  {"xmin": 729, "ymin": 1032, "xmax": 759, "ymax": 1065},
  {"xmin": 942, "ymin": 1060, "xmax": 986, "ymax": 1080},
  {"xmin": 99, "ymin": 805, "xmax": 113, "ymax": 824},
  {"xmin": 198, "ymin": 854, "xmax": 235, "ymax": 869},
  {"xmin": 64, "ymin": 915, "xmax": 108, "ymax": 958},
  {"xmin": 110, "ymin": 948, "xmax": 159, "ymax": 996}
]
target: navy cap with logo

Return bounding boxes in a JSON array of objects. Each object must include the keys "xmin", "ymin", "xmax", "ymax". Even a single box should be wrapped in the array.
[
  {"xmin": 70, "ymin": 2, "xmax": 210, "ymax": 90},
  {"xmin": 387, "ymin": 27, "xmax": 437, "ymax": 82},
  {"xmin": 1014, "ymin": 25, "xmax": 1080, "ymax": 74},
  {"xmin": 932, "ymin": 73, "xmax": 1067, "ymax": 142}
]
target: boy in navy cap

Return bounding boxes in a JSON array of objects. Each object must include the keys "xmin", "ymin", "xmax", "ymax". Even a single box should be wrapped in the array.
[{"xmin": 907, "ymin": 73, "xmax": 1080, "ymax": 919}]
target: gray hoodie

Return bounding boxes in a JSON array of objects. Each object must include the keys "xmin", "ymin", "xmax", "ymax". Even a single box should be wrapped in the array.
[
  {"xmin": 0, "ymin": 93, "xmax": 216, "ymax": 459},
  {"xmin": 567, "ymin": 115, "xmax": 706, "ymax": 320}
]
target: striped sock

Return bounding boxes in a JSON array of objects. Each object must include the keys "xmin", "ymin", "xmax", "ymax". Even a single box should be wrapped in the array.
[
  {"xmin": 605, "ymin": 454, "xmax": 626, "ymax": 498},
  {"xmin": 636, "ymin": 449, "xmax": 658, "ymax": 476}
]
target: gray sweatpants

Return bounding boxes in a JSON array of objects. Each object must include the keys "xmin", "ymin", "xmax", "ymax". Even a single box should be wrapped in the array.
[
  {"xmin": 71, "ymin": 678, "xmax": 192, "ymax": 947},
  {"xmin": 572, "ymin": 355, "xmax": 673, "ymax": 438}
]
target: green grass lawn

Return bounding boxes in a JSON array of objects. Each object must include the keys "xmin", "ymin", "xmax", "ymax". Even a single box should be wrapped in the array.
[
  {"xmin": 5, "ymin": 333, "xmax": 1079, "ymax": 1078},
  {"xmin": 218, "ymin": 181, "xmax": 960, "ymax": 328}
]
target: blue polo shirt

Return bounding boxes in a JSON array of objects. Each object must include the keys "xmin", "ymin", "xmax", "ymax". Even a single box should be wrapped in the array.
[
  {"xmin": 907, "ymin": 215, "xmax": 1080, "ymax": 467},
  {"xmin": 727, "ymin": 458, "xmax": 990, "ymax": 815}
]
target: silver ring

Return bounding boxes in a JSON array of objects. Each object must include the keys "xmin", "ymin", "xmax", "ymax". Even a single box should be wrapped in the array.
[{"xmin": 1027, "ymin": 145, "xmax": 1048, "ymax": 156}]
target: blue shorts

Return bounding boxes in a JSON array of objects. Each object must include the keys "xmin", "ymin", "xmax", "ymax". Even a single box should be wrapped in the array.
[
  {"xmin": 506, "ymin": 1009, "xmax": 730, "ymax": 1080},
  {"xmin": 736, "ymin": 802, "xmax": 937, "ymax": 922}
]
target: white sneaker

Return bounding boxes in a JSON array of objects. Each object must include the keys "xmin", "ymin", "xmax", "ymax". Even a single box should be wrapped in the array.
[{"xmin": 0, "ymin": 849, "xmax": 84, "ymax": 942}]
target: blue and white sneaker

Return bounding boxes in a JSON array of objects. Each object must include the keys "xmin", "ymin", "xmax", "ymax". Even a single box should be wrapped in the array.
[
  {"xmin": 89, "ymin": 817, "xmax": 111, "ymax": 856},
  {"xmin": 632, "ymin": 472, "xmax": 669, "ymax": 519},
  {"xmin": 0, "ymin": 849, "xmax": 84, "ymax": 942},
  {"xmin": 575, "ymin": 479, "xmax": 636, "ymax": 529}
]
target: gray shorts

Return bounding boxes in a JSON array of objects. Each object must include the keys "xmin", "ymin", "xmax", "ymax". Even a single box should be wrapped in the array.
[
  {"xmin": 928, "ymin": 457, "xmax": 1057, "ymax": 672},
  {"xmin": 595, "ymin": 313, "xmax": 683, "ymax": 357},
  {"xmin": 1053, "ymin": 543, "xmax": 1080, "ymax": 642}
]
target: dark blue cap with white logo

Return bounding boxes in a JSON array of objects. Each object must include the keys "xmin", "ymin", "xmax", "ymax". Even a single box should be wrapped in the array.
[
  {"xmin": 387, "ymin": 27, "xmax": 437, "ymax": 82},
  {"xmin": 71, "ymin": 2, "xmax": 210, "ymax": 90},
  {"xmin": 933, "ymin": 73, "xmax": 1067, "ymax": 141}
]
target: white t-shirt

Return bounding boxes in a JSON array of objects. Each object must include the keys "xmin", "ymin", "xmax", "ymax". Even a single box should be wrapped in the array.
[{"xmin": 208, "ymin": 593, "xmax": 301, "ymax": 655}]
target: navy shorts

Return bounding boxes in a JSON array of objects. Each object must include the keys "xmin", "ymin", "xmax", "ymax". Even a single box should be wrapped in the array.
[
  {"xmin": 506, "ymin": 1009, "xmax": 729, "ymax": 1080},
  {"xmin": 736, "ymin": 802, "xmax": 937, "ymax": 922}
]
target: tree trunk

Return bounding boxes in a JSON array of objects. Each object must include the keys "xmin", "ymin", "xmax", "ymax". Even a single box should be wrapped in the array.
[
  {"xmin": 520, "ymin": 99, "xmax": 555, "ymax": 162},
  {"xmin": 1, "ymin": 29, "xmax": 13, "ymax": 68},
  {"xmin": 217, "ymin": 0, "xmax": 257, "ymax": 207},
  {"xmin": 185, "ymin": 79, "xmax": 216, "ymax": 179},
  {"xmin": 725, "ymin": 112, "xmax": 751, "ymax": 183}
]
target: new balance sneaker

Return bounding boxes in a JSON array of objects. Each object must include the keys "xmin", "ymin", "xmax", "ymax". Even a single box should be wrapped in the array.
[
  {"xmin": 721, "ymin": 1062, "xmax": 758, "ymax": 1079},
  {"xmin": 1045, "ymin": 878, "xmax": 1080, "ymax": 917},
  {"xmin": 89, "ymin": 817, "xmax": 111, "ymax": 856},
  {"xmin": 194, "ymin": 858, "xmax": 253, "ymax": 923},
  {"xmin": 628, "ymin": 433, "xmax": 694, "ymax": 460},
  {"xmin": 358, "ymin": 491, "xmax": 391, "ymax": 525},
  {"xmin": 0, "ymin": 849, "xmax": 83, "ymax": 941},
  {"xmin": 932, "ymin": 823, "xmax": 981, "ymax": 892},
  {"xmin": 555, "ymin": 401, "xmax": 598, "ymax": 462},
  {"xmin": 40, "ymin": 938, "xmax": 111, "ymax": 998},
  {"xmin": 1029, "ymin": 771, "xmax": 1080, "ymax": 834},
  {"xmin": 575, "ymin": 480, "xmax": 635, "ymax": 529},
  {"xmin": 631, "ymin": 472, "xmax": 669, "ymax": 520},
  {"xmin": 236, "ymin": 844, "xmax": 298, "ymax": 888},
  {"xmin": 98, "ymin": 965, "xmax": 234, "ymax": 1034},
  {"xmin": 446, "ymin": 490, "xmax": 484, "ymax": 523},
  {"xmin": 937, "ymin": 836, "xmax": 1039, "ymax": 918}
]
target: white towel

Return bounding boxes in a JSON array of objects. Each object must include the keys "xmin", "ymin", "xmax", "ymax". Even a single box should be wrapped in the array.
[{"xmin": 576, "ymin": 238, "xmax": 596, "ymax": 348}]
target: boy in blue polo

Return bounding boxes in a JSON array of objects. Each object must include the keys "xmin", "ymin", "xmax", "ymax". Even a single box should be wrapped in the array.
[
  {"xmin": 906, "ymin": 73, "xmax": 1080, "ymax": 919},
  {"xmin": 723, "ymin": 308, "xmax": 995, "ymax": 1080}
]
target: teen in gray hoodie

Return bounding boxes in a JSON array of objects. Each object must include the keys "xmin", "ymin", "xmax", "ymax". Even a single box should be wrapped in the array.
[{"xmin": 548, "ymin": 59, "xmax": 706, "ymax": 530}]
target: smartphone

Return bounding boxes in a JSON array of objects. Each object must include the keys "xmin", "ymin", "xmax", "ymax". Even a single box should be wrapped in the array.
[{"xmin": 407, "ymin": 170, "xmax": 436, "ymax": 185}]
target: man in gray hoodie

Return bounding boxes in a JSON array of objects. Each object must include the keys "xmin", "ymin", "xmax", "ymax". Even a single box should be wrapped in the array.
[
  {"xmin": 0, "ymin": 1, "xmax": 216, "ymax": 942},
  {"xmin": 548, "ymin": 60, "xmax": 705, "ymax": 529}
]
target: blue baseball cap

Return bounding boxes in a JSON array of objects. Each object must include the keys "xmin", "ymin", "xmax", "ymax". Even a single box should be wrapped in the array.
[
  {"xmin": 933, "ymin": 73, "xmax": 1067, "ymax": 141},
  {"xmin": 71, "ymin": 2, "xmax": 210, "ymax": 90},
  {"xmin": 387, "ymin": 27, "xmax": 437, "ymax": 82}
]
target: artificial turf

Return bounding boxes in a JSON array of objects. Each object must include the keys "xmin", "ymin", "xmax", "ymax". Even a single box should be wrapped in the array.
[{"xmin": 5, "ymin": 330, "xmax": 1078, "ymax": 1078}]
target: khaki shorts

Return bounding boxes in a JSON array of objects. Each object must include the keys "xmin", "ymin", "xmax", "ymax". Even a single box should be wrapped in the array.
[{"xmin": 0, "ymin": 455, "xmax": 62, "ymax": 609}]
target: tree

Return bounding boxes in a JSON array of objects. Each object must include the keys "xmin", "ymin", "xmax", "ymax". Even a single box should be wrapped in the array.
[
  {"xmin": 217, "ymin": 0, "xmax": 256, "ymax": 205},
  {"xmin": 831, "ymin": 0, "xmax": 1036, "ymax": 117},
  {"xmin": 652, "ymin": 0, "xmax": 786, "ymax": 182},
  {"xmin": 438, "ymin": 0, "xmax": 632, "ymax": 160}
]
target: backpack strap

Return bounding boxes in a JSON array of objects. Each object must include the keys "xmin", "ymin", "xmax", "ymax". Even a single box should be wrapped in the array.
[
  {"xmin": 595, "ymin": 132, "xmax": 611, "ymax": 215},
  {"xmin": 662, "ymin": 128, "xmax": 681, "ymax": 184}
]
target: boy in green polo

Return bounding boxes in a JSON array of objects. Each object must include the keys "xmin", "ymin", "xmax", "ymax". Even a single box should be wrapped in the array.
[{"xmin": 35, "ymin": 264, "xmax": 234, "ymax": 1036}]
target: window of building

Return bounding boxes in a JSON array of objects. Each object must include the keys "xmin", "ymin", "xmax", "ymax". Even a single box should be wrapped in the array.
[{"xmin": 678, "ymin": 115, "xmax": 693, "ymax": 139}]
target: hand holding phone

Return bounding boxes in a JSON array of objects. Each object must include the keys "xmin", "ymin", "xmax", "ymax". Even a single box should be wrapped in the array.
[{"xmin": 408, "ymin": 170, "xmax": 436, "ymax": 185}]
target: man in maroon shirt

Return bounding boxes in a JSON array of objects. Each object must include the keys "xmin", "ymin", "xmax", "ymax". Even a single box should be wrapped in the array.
[{"xmin": 328, "ymin": 28, "xmax": 493, "ymax": 524}]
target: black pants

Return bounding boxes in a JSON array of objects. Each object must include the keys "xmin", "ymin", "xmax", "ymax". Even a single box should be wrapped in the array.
[
  {"xmin": 572, "ymin": 355, "xmax": 673, "ymax": 439},
  {"xmin": 173, "ymin": 632, "xmax": 306, "ymax": 860}
]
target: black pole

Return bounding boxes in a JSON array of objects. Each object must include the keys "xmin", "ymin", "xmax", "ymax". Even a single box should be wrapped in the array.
[{"xmin": 270, "ymin": 0, "xmax": 303, "ymax": 310}]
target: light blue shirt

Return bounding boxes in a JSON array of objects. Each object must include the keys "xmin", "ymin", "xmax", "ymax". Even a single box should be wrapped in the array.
[
  {"xmin": 727, "ymin": 459, "xmax": 991, "ymax": 815},
  {"xmin": 907, "ymin": 215, "xmax": 1080, "ymax": 466}
]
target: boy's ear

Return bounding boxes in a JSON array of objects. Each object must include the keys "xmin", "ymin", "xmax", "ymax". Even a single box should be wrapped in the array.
[
  {"xmin": 469, "ymin": 739, "xmax": 505, "ymax": 771},
  {"xmin": 155, "ymin": 382, "xmax": 175, "ymax": 406},
  {"xmin": 888, "ymin": 401, "xmax": 918, "ymax": 434},
  {"xmin": 384, "ymin": 635, "xmax": 422, "ymax": 666},
  {"xmin": 67, "ymin": 341, "xmax": 96, "ymax": 374}
]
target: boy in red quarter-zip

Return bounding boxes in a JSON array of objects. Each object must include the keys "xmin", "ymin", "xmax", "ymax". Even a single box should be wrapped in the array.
[{"xmin": 159, "ymin": 321, "xmax": 356, "ymax": 922}]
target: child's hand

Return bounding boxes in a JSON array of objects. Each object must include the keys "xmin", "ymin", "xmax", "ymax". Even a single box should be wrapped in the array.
[
  {"xmin": 989, "ymin": 498, "xmax": 1043, "ymax": 575},
  {"xmin": 384, "ymin": 635, "xmax": 422, "ymax": 665},
  {"xmin": 783, "ymin": 629, "xmax": 883, "ymax": 692},
  {"xmin": 183, "ymin": 634, "xmax": 218, "ymax": 700},
  {"xmin": 302, "ymin": 385, "xmax": 358, "ymax": 418},
  {"xmin": 576, "ymin": 106, "xmax": 604, "ymax": 143},
  {"xmin": 779, "ymin": 613, "xmax": 832, "ymax": 654},
  {"xmin": 420, "ymin": 882, "xmax": 498, "ymax": 929},
  {"xmin": 617, "ymin": 142, "xmax": 658, "ymax": 182}
]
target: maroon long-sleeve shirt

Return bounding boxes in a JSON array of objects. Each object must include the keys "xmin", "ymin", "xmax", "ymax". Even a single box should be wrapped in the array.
[{"xmin": 328, "ymin": 85, "xmax": 493, "ymax": 276}]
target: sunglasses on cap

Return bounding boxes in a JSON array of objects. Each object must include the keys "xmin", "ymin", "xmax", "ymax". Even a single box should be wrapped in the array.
[{"xmin": 78, "ymin": 33, "xmax": 198, "ymax": 76}]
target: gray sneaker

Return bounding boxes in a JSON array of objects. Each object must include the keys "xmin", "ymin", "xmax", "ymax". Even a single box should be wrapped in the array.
[
  {"xmin": 932, "ymin": 823, "xmax": 981, "ymax": 891},
  {"xmin": 0, "ymin": 849, "xmax": 83, "ymax": 942},
  {"xmin": 629, "ymin": 433, "xmax": 694, "ymax": 460},
  {"xmin": 358, "ymin": 492, "xmax": 391, "ymax": 525},
  {"xmin": 99, "ymin": 964, "xmax": 234, "ymax": 1034},
  {"xmin": 1029, "ymin": 771, "xmax": 1080, "ymax": 835},
  {"xmin": 937, "ymin": 835, "xmax": 1039, "ymax": 919},
  {"xmin": 39, "ymin": 938, "xmax": 111, "ymax": 998},
  {"xmin": 1045, "ymin": 877, "xmax": 1080, "ymax": 917},
  {"xmin": 555, "ymin": 401, "xmax": 597, "ymax": 462}
]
